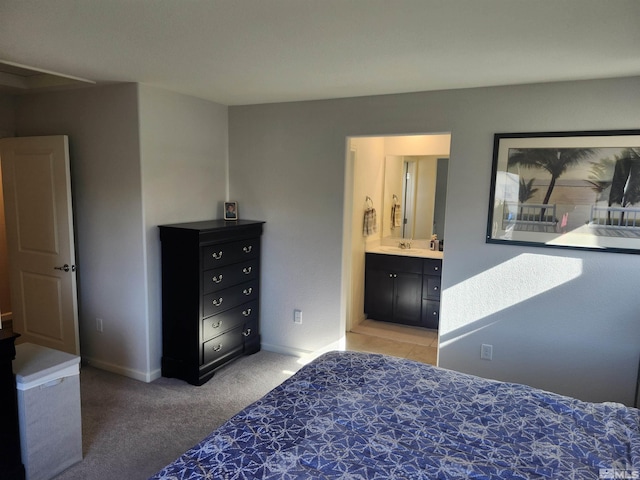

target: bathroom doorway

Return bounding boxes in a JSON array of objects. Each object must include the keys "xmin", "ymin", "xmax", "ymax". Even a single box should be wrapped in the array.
[{"xmin": 341, "ymin": 133, "xmax": 451, "ymax": 364}]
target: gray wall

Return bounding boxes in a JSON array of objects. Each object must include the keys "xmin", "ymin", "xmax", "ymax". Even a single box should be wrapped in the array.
[
  {"xmin": 138, "ymin": 85, "xmax": 228, "ymax": 376},
  {"xmin": 15, "ymin": 84, "xmax": 148, "ymax": 378},
  {"xmin": 13, "ymin": 84, "xmax": 228, "ymax": 380},
  {"xmin": 229, "ymin": 77, "xmax": 640, "ymax": 405}
]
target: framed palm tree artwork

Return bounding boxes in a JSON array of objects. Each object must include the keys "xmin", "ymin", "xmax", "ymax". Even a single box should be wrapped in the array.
[{"xmin": 487, "ymin": 130, "xmax": 640, "ymax": 254}]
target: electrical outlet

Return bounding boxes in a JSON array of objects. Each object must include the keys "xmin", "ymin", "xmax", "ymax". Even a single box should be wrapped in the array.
[
  {"xmin": 293, "ymin": 309, "xmax": 302, "ymax": 324},
  {"xmin": 96, "ymin": 318, "xmax": 103, "ymax": 333},
  {"xmin": 480, "ymin": 344, "xmax": 493, "ymax": 360}
]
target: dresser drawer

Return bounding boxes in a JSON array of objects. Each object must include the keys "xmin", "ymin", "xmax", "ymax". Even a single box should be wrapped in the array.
[
  {"xmin": 203, "ymin": 280, "xmax": 258, "ymax": 317},
  {"xmin": 203, "ymin": 259, "xmax": 259, "ymax": 294},
  {"xmin": 241, "ymin": 318, "xmax": 259, "ymax": 345},
  {"xmin": 202, "ymin": 301, "xmax": 258, "ymax": 342},
  {"xmin": 423, "ymin": 275, "xmax": 441, "ymax": 300},
  {"xmin": 423, "ymin": 259, "xmax": 442, "ymax": 276},
  {"xmin": 202, "ymin": 238, "xmax": 259, "ymax": 269},
  {"xmin": 202, "ymin": 328, "xmax": 243, "ymax": 365}
]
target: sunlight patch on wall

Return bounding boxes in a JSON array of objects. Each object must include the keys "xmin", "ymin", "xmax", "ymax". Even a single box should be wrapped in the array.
[{"xmin": 440, "ymin": 254, "xmax": 582, "ymax": 342}]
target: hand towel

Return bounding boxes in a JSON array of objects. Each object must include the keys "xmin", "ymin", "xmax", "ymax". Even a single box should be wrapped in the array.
[
  {"xmin": 363, "ymin": 207, "xmax": 377, "ymax": 236},
  {"xmin": 393, "ymin": 202, "xmax": 402, "ymax": 227}
]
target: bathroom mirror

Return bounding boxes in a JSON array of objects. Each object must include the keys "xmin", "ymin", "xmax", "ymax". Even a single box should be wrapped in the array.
[{"xmin": 383, "ymin": 155, "xmax": 448, "ymax": 241}]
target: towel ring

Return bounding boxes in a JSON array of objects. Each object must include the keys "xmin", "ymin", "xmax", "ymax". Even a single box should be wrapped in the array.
[
  {"xmin": 365, "ymin": 196, "xmax": 373, "ymax": 208},
  {"xmin": 393, "ymin": 194, "xmax": 399, "ymax": 203}
]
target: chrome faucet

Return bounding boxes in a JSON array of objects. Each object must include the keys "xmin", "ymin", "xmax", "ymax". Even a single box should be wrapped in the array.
[{"xmin": 398, "ymin": 241, "xmax": 412, "ymax": 249}]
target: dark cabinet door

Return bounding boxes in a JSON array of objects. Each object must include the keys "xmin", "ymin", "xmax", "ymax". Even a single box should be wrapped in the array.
[
  {"xmin": 365, "ymin": 266, "xmax": 422, "ymax": 326},
  {"xmin": 394, "ymin": 272, "xmax": 423, "ymax": 325},
  {"xmin": 421, "ymin": 299, "xmax": 440, "ymax": 329},
  {"xmin": 364, "ymin": 268, "xmax": 394, "ymax": 320}
]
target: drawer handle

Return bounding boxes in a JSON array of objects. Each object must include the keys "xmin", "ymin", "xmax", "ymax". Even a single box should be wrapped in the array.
[
  {"xmin": 243, "ymin": 287, "xmax": 253, "ymax": 295},
  {"xmin": 242, "ymin": 266, "xmax": 252, "ymax": 274},
  {"xmin": 211, "ymin": 320, "xmax": 223, "ymax": 329},
  {"xmin": 242, "ymin": 328, "xmax": 252, "ymax": 337},
  {"xmin": 242, "ymin": 308, "xmax": 252, "ymax": 317},
  {"xmin": 212, "ymin": 251, "xmax": 223, "ymax": 260},
  {"xmin": 212, "ymin": 274, "xmax": 223, "ymax": 283},
  {"xmin": 212, "ymin": 298, "xmax": 223, "ymax": 307},
  {"xmin": 212, "ymin": 344, "xmax": 223, "ymax": 352},
  {"xmin": 243, "ymin": 246, "xmax": 253, "ymax": 253}
]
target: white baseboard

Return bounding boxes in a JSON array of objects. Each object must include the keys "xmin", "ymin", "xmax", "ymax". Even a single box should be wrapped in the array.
[
  {"xmin": 262, "ymin": 338, "xmax": 345, "ymax": 364},
  {"xmin": 82, "ymin": 356, "xmax": 161, "ymax": 383},
  {"xmin": 261, "ymin": 342, "xmax": 313, "ymax": 358}
]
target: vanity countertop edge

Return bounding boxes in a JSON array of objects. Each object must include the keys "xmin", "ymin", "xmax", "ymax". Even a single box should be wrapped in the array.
[{"xmin": 365, "ymin": 245, "xmax": 444, "ymax": 259}]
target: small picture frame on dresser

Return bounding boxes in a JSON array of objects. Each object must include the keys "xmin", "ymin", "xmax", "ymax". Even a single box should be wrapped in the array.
[{"xmin": 224, "ymin": 201, "xmax": 238, "ymax": 221}]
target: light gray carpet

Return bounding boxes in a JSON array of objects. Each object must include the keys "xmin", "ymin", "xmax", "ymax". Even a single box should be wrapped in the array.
[{"xmin": 52, "ymin": 351, "xmax": 303, "ymax": 480}]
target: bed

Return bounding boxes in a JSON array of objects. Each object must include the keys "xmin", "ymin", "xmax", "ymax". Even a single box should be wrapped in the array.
[{"xmin": 150, "ymin": 351, "xmax": 640, "ymax": 479}]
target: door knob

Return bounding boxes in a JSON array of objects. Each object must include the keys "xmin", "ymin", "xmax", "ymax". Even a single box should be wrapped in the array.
[{"xmin": 54, "ymin": 264, "xmax": 75, "ymax": 272}]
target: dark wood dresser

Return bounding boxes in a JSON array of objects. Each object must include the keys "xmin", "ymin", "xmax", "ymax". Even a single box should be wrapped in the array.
[
  {"xmin": 159, "ymin": 219, "xmax": 264, "ymax": 385},
  {"xmin": 0, "ymin": 330, "xmax": 25, "ymax": 480}
]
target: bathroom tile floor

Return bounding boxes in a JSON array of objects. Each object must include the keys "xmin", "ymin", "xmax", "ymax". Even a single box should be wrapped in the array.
[{"xmin": 345, "ymin": 319, "xmax": 438, "ymax": 365}]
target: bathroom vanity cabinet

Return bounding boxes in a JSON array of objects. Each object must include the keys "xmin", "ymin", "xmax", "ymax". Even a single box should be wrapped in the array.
[
  {"xmin": 159, "ymin": 219, "xmax": 264, "ymax": 386},
  {"xmin": 364, "ymin": 253, "xmax": 442, "ymax": 329}
]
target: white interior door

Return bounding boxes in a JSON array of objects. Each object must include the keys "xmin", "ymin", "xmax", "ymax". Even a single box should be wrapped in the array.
[{"xmin": 0, "ymin": 136, "xmax": 79, "ymax": 354}]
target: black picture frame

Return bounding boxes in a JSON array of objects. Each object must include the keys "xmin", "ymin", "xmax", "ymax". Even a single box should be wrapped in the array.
[
  {"xmin": 224, "ymin": 201, "xmax": 238, "ymax": 221},
  {"xmin": 487, "ymin": 130, "xmax": 640, "ymax": 254}
]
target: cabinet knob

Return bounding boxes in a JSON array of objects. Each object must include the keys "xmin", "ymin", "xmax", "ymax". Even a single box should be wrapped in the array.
[
  {"xmin": 212, "ymin": 251, "xmax": 223, "ymax": 260},
  {"xmin": 434, "ymin": 266, "xmax": 439, "ymax": 271},
  {"xmin": 243, "ymin": 246, "xmax": 253, "ymax": 253},
  {"xmin": 212, "ymin": 274, "xmax": 223, "ymax": 283},
  {"xmin": 212, "ymin": 298, "xmax": 223, "ymax": 307},
  {"xmin": 212, "ymin": 320, "xmax": 223, "ymax": 329},
  {"xmin": 242, "ymin": 328, "xmax": 252, "ymax": 337},
  {"xmin": 432, "ymin": 311, "xmax": 437, "ymax": 316},
  {"xmin": 243, "ymin": 287, "xmax": 253, "ymax": 295},
  {"xmin": 242, "ymin": 308, "xmax": 252, "ymax": 317},
  {"xmin": 242, "ymin": 266, "xmax": 252, "ymax": 274},
  {"xmin": 433, "ymin": 286, "xmax": 439, "ymax": 291}
]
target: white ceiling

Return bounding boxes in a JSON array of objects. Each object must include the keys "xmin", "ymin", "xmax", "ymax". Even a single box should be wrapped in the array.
[{"xmin": 1, "ymin": 0, "xmax": 639, "ymax": 105}]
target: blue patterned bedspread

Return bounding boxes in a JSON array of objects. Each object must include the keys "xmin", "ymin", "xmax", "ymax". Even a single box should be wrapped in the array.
[{"xmin": 150, "ymin": 351, "xmax": 640, "ymax": 479}]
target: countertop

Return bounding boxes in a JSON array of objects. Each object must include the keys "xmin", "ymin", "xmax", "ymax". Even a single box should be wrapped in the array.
[{"xmin": 365, "ymin": 244, "xmax": 444, "ymax": 259}]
